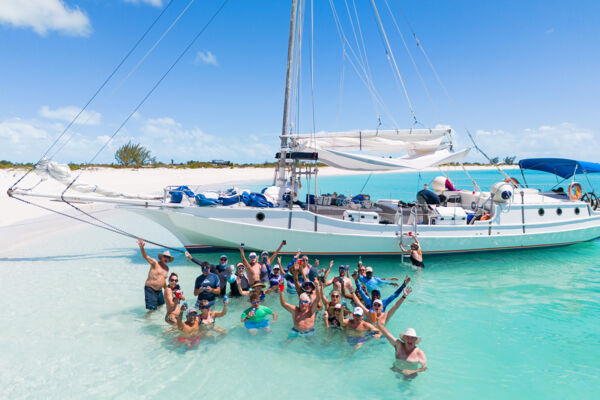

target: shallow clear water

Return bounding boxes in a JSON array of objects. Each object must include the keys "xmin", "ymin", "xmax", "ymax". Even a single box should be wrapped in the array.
[{"xmin": 1, "ymin": 170, "xmax": 599, "ymax": 399}]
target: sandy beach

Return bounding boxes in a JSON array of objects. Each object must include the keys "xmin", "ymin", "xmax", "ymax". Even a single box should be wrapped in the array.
[{"xmin": 0, "ymin": 164, "xmax": 515, "ymax": 228}]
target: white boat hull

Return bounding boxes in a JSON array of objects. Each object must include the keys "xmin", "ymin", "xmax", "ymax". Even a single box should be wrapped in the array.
[{"xmin": 124, "ymin": 203, "xmax": 600, "ymax": 255}]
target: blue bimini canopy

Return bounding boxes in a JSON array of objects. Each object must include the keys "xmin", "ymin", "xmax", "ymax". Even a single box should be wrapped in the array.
[{"xmin": 518, "ymin": 158, "xmax": 600, "ymax": 179}]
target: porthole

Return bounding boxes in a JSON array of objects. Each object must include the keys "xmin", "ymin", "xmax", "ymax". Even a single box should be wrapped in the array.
[
  {"xmin": 556, "ymin": 208, "xmax": 562, "ymax": 216},
  {"xmin": 538, "ymin": 208, "xmax": 545, "ymax": 216},
  {"xmin": 256, "ymin": 212, "xmax": 265, "ymax": 222},
  {"xmin": 574, "ymin": 207, "xmax": 580, "ymax": 215}
]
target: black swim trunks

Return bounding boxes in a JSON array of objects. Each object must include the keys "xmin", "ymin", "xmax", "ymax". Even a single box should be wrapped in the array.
[{"xmin": 144, "ymin": 286, "xmax": 165, "ymax": 310}]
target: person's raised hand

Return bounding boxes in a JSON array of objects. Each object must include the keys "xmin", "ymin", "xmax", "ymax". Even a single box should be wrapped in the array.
[
  {"xmin": 185, "ymin": 251, "xmax": 192, "ymax": 260},
  {"xmin": 403, "ymin": 286, "xmax": 412, "ymax": 297},
  {"xmin": 137, "ymin": 238, "xmax": 145, "ymax": 248},
  {"xmin": 391, "ymin": 282, "xmax": 399, "ymax": 287},
  {"xmin": 403, "ymin": 276, "xmax": 411, "ymax": 285}
]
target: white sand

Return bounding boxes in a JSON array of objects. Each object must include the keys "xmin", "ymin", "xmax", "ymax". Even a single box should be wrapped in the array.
[{"xmin": 0, "ymin": 164, "xmax": 514, "ymax": 228}]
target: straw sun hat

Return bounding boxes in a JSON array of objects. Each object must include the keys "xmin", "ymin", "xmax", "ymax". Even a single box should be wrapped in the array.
[
  {"xmin": 401, "ymin": 328, "xmax": 421, "ymax": 344},
  {"xmin": 158, "ymin": 250, "xmax": 174, "ymax": 262}
]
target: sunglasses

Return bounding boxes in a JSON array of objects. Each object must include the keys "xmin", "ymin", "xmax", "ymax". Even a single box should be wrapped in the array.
[
  {"xmin": 373, "ymin": 303, "xmax": 382, "ymax": 307},
  {"xmin": 169, "ymin": 278, "xmax": 178, "ymax": 282},
  {"xmin": 200, "ymin": 305, "xmax": 210, "ymax": 309},
  {"xmin": 220, "ymin": 258, "xmax": 227, "ymax": 261},
  {"xmin": 251, "ymin": 301, "xmax": 260, "ymax": 305},
  {"xmin": 331, "ymin": 294, "xmax": 340, "ymax": 298},
  {"xmin": 299, "ymin": 300, "xmax": 310, "ymax": 304}
]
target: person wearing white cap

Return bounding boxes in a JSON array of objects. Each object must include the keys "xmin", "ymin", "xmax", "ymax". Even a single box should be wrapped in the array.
[
  {"xmin": 137, "ymin": 238, "xmax": 173, "ymax": 312},
  {"xmin": 344, "ymin": 307, "xmax": 381, "ymax": 350},
  {"xmin": 376, "ymin": 321, "xmax": 427, "ymax": 380},
  {"xmin": 352, "ymin": 286, "xmax": 412, "ymax": 326},
  {"xmin": 239, "ymin": 244, "xmax": 264, "ymax": 285},
  {"xmin": 176, "ymin": 303, "xmax": 200, "ymax": 335}
]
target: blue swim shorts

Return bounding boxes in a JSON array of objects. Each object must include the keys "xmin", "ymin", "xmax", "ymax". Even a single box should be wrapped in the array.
[
  {"xmin": 144, "ymin": 286, "xmax": 165, "ymax": 310},
  {"xmin": 244, "ymin": 319, "xmax": 269, "ymax": 329}
]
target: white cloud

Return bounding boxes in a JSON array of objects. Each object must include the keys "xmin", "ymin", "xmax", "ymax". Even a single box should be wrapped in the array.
[
  {"xmin": 123, "ymin": 0, "xmax": 164, "ymax": 7},
  {"xmin": 39, "ymin": 105, "xmax": 101, "ymax": 126},
  {"xmin": 473, "ymin": 123, "xmax": 599, "ymax": 162},
  {"xmin": 194, "ymin": 50, "xmax": 218, "ymax": 66},
  {"xmin": 545, "ymin": 28, "xmax": 555, "ymax": 34},
  {"xmin": 0, "ymin": 0, "xmax": 91, "ymax": 37}
]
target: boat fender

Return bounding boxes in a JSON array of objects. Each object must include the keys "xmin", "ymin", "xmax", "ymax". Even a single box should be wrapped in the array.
[
  {"xmin": 480, "ymin": 213, "xmax": 491, "ymax": 221},
  {"xmin": 567, "ymin": 182, "xmax": 583, "ymax": 200},
  {"xmin": 504, "ymin": 177, "xmax": 520, "ymax": 187}
]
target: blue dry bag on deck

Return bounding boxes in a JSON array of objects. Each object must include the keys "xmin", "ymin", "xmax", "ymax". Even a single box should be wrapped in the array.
[
  {"xmin": 169, "ymin": 185, "xmax": 195, "ymax": 203},
  {"xmin": 249, "ymin": 192, "xmax": 274, "ymax": 208},
  {"xmin": 195, "ymin": 193, "xmax": 220, "ymax": 207}
]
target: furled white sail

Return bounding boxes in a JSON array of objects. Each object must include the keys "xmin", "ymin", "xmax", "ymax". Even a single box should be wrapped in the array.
[
  {"xmin": 293, "ymin": 128, "xmax": 468, "ymax": 171},
  {"xmin": 33, "ymin": 159, "xmax": 160, "ymax": 200}
]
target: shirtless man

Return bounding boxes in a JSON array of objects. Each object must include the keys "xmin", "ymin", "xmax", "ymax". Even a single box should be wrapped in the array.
[
  {"xmin": 325, "ymin": 264, "xmax": 353, "ymax": 294},
  {"xmin": 164, "ymin": 272, "xmax": 185, "ymax": 325},
  {"xmin": 377, "ymin": 321, "xmax": 427, "ymax": 380},
  {"xmin": 138, "ymin": 238, "xmax": 172, "ymax": 312},
  {"xmin": 239, "ymin": 244, "xmax": 262, "ymax": 285},
  {"xmin": 175, "ymin": 304, "xmax": 201, "ymax": 348},
  {"xmin": 343, "ymin": 307, "xmax": 381, "ymax": 350},
  {"xmin": 279, "ymin": 283, "xmax": 319, "ymax": 339}
]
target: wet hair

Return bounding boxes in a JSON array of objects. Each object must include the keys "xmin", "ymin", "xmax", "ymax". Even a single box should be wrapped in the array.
[
  {"xmin": 169, "ymin": 272, "xmax": 178, "ymax": 280},
  {"xmin": 249, "ymin": 292, "xmax": 261, "ymax": 302}
]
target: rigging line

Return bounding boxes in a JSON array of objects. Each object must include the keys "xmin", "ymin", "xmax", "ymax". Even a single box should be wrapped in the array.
[
  {"xmin": 8, "ymin": 0, "xmax": 177, "ymax": 191},
  {"xmin": 369, "ymin": 0, "xmax": 418, "ymax": 124},
  {"xmin": 359, "ymin": 173, "xmax": 373, "ymax": 193},
  {"xmin": 7, "ymin": 193, "xmax": 184, "ymax": 253},
  {"xmin": 309, "ymin": 0, "xmax": 316, "ymax": 137},
  {"xmin": 59, "ymin": 0, "xmax": 231, "ymax": 237},
  {"xmin": 62, "ymin": 0, "xmax": 231, "ymax": 198},
  {"xmin": 383, "ymin": 0, "xmax": 438, "ymax": 120},
  {"xmin": 334, "ymin": 42, "xmax": 346, "ymax": 130},
  {"xmin": 48, "ymin": 0, "xmax": 196, "ymax": 160},
  {"xmin": 290, "ymin": 0, "xmax": 305, "ymax": 136},
  {"xmin": 343, "ymin": 0, "xmax": 367, "ymax": 74},
  {"xmin": 329, "ymin": 0, "xmax": 397, "ymax": 126}
]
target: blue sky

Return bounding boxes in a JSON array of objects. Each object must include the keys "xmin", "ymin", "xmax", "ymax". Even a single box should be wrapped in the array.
[{"xmin": 0, "ymin": 0, "xmax": 599, "ymax": 164}]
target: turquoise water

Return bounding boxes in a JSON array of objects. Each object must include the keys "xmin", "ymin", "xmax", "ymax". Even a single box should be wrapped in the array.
[{"xmin": 1, "ymin": 169, "xmax": 599, "ymax": 399}]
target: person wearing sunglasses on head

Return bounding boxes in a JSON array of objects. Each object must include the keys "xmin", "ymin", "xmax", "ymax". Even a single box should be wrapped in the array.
[
  {"xmin": 241, "ymin": 292, "xmax": 277, "ymax": 335},
  {"xmin": 279, "ymin": 281, "xmax": 320, "ymax": 339},
  {"xmin": 352, "ymin": 286, "xmax": 412, "ymax": 326},
  {"xmin": 137, "ymin": 238, "xmax": 173, "ymax": 313},
  {"xmin": 164, "ymin": 272, "xmax": 185, "ymax": 326},
  {"xmin": 376, "ymin": 321, "xmax": 427, "ymax": 380}
]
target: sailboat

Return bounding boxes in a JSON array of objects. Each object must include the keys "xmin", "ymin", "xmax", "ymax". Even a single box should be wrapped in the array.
[{"xmin": 9, "ymin": 0, "xmax": 600, "ymax": 256}]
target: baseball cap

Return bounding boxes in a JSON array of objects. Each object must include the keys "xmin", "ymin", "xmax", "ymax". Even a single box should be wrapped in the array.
[
  {"xmin": 353, "ymin": 307, "xmax": 364, "ymax": 316},
  {"xmin": 249, "ymin": 252, "xmax": 257, "ymax": 258},
  {"xmin": 366, "ymin": 266, "xmax": 373, "ymax": 273}
]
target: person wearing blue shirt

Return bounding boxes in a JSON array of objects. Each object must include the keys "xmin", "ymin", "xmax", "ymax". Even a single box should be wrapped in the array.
[
  {"xmin": 358, "ymin": 266, "xmax": 399, "ymax": 292},
  {"xmin": 188, "ymin": 256, "xmax": 221, "ymax": 307},
  {"xmin": 350, "ymin": 275, "xmax": 411, "ymax": 311}
]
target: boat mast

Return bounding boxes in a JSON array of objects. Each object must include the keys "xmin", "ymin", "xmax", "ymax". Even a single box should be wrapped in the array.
[{"xmin": 276, "ymin": 0, "xmax": 299, "ymax": 187}]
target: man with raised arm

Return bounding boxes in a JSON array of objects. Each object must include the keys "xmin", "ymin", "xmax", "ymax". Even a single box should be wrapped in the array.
[
  {"xmin": 352, "ymin": 286, "xmax": 412, "ymax": 326},
  {"xmin": 186, "ymin": 253, "xmax": 221, "ymax": 307},
  {"xmin": 258, "ymin": 240, "xmax": 286, "ymax": 282},
  {"xmin": 377, "ymin": 321, "xmax": 427, "ymax": 380},
  {"xmin": 137, "ymin": 238, "xmax": 172, "ymax": 312},
  {"xmin": 325, "ymin": 263, "xmax": 353, "ymax": 294},
  {"xmin": 279, "ymin": 280, "xmax": 319, "ymax": 339},
  {"xmin": 239, "ymin": 244, "xmax": 263, "ymax": 285}
]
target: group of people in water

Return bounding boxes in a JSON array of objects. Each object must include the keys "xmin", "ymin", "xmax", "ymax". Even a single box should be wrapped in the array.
[{"xmin": 138, "ymin": 238, "xmax": 427, "ymax": 379}]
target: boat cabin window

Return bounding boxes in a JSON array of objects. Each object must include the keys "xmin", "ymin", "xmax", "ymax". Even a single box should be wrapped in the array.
[
  {"xmin": 256, "ymin": 212, "xmax": 265, "ymax": 222},
  {"xmin": 575, "ymin": 207, "xmax": 580, "ymax": 215},
  {"xmin": 538, "ymin": 208, "xmax": 545, "ymax": 216},
  {"xmin": 556, "ymin": 208, "xmax": 562, "ymax": 216}
]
